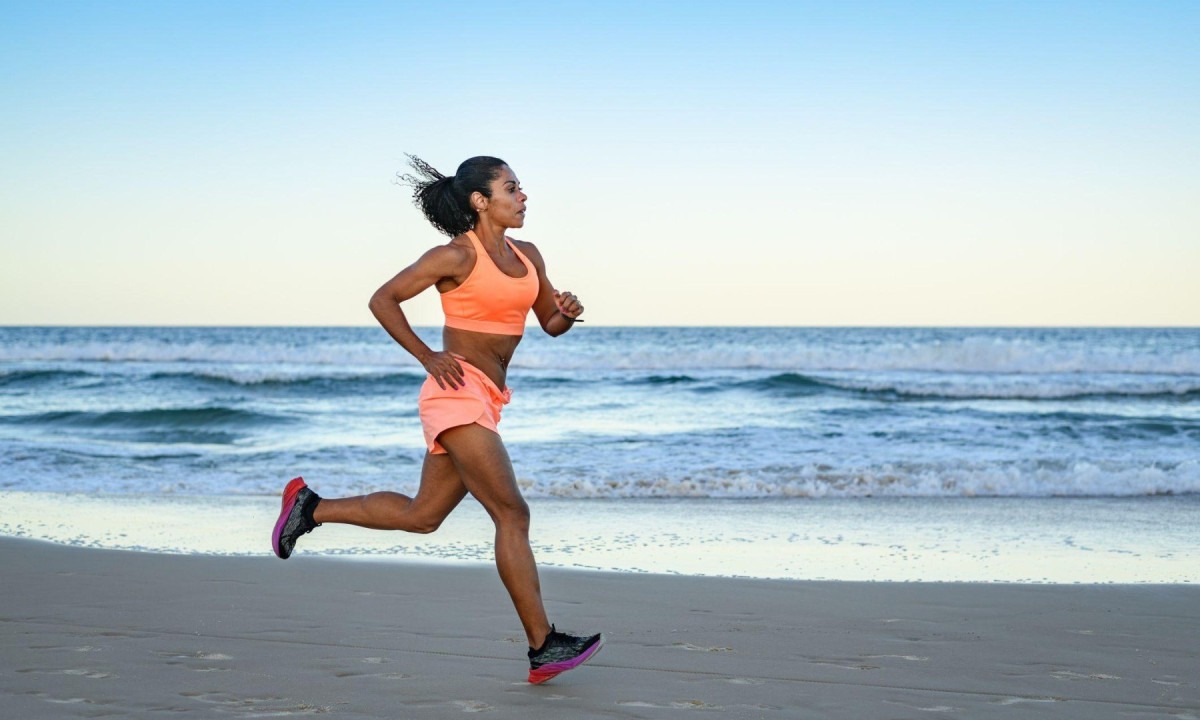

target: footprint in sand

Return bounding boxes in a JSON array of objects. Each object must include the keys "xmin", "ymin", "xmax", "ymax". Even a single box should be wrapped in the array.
[
  {"xmin": 158, "ymin": 651, "xmax": 233, "ymax": 660},
  {"xmin": 1049, "ymin": 670, "xmax": 1121, "ymax": 681},
  {"xmin": 335, "ymin": 669, "xmax": 411, "ymax": 680},
  {"xmin": 885, "ymin": 700, "xmax": 960, "ymax": 713},
  {"xmin": 17, "ymin": 668, "xmax": 116, "ymax": 679},
  {"xmin": 993, "ymin": 696, "xmax": 1062, "ymax": 705},
  {"xmin": 157, "ymin": 650, "xmax": 233, "ymax": 672},
  {"xmin": 673, "ymin": 643, "xmax": 732, "ymax": 652},
  {"xmin": 61, "ymin": 668, "xmax": 117, "ymax": 679},
  {"xmin": 43, "ymin": 696, "xmax": 116, "ymax": 706},
  {"xmin": 27, "ymin": 643, "xmax": 103, "ymax": 657},
  {"xmin": 810, "ymin": 658, "xmax": 880, "ymax": 671},
  {"xmin": 180, "ymin": 691, "xmax": 326, "ymax": 715},
  {"xmin": 618, "ymin": 700, "xmax": 723, "ymax": 710}
]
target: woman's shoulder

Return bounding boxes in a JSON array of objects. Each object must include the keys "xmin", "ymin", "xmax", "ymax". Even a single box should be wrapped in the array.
[
  {"xmin": 447, "ymin": 233, "xmax": 476, "ymax": 251},
  {"xmin": 415, "ymin": 236, "xmax": 474, "ymax": 274},
  {"xmin": 508, "ymin": 237, "xmax": 544, "ymax": 264}
]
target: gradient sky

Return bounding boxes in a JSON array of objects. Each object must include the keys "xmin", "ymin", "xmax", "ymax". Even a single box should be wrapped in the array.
[{"xmin": 2, "ymin": 0, "xmax": 1197, "ymax": 326}]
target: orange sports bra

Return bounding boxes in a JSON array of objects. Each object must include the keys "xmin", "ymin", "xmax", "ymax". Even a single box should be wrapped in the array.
[{"xmin": 440, "ymin": 230, "xmax": 539, "ymax": 336}]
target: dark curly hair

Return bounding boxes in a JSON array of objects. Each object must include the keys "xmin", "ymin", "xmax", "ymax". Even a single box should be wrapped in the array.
[{"xmin": 398, "ymin": 154, "xmax": 508, "ymax": 237}]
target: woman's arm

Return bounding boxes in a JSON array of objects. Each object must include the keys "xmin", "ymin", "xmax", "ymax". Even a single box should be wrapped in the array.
[
  {"xmin": 368, "ymin": 244, "xmax": 470, "ymax": 389},
  {"xmin": 516, "ymin": 240, "xmax": 584, "ymax": 337}
]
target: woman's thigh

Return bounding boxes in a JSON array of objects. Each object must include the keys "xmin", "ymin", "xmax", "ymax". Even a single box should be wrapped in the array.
[
  {"xmin": 436, "ymin": 424, "xmax": 526, "ymax": 519},
  {"xmin": 407, "ymin": 452, "xmax": 470, "ymax": 526}
]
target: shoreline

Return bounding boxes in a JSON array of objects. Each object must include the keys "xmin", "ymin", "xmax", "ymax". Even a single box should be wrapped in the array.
[
  {"xmin": 2, "ymin": 537, "xmax": 1197, "ymax": 718},
  {"xmin": 6, "ymin": 532, "xmax": 1200, "ymax": 588},
  {"xmin": 3, "ymin": 491, "xmax": 1198, "ymax": 584}
]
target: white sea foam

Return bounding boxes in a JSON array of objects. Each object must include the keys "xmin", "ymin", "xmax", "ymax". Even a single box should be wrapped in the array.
[
  {"xmin": 514, "ymin": 337, "xmax": 1200, "ymax": 375},
  {"xmin": 2, "ymin": 330, "xmax": 1197, "ymax": 375},
  {"xmin": 177, "ymin": 367, "xmax": 423, "ymax": 386},
  {"xmin": 0, "ymin": 341, "xmax": 413, "ymax": 368},
  {"xmin": 4, "ymin": 364, "xmax": 1198, "ymax": 398},
  {"xmin": 812, "ymin": 373, "xmax": 1200, "ymax": 399},
  {"xmin": 511, "ymin": 460, "xmax": 1200, "ymax": 499}
]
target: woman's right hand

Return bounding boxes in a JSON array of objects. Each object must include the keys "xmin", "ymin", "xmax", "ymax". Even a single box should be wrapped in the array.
[{"xmin": 421, "ymin": 351, "xmax": 466, "ymax": 390}]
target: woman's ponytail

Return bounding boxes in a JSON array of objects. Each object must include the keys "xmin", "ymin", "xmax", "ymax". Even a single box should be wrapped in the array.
[{"xmin": 399, "ymin": 154, "xmax": 508, "ymax": 237}]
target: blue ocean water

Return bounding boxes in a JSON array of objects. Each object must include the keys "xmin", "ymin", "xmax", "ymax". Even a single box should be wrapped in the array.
[{"xmin": 2, "ymin": 326, "xmax": 1197, "ymax": 500}]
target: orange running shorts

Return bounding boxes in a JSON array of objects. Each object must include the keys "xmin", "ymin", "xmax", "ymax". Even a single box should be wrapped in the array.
[{"xmin": 418, "ymin": 358, "xmax": 512, "ymax": 454}]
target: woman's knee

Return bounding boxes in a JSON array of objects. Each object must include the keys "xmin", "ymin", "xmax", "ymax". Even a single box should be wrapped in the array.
[
  {"xmin": 489, "ymin": 497, "xmax": 530, "ymax": 530},
  {"xmin": 408, "ymin": 515, "xmax": 443, "ymax": 534}
]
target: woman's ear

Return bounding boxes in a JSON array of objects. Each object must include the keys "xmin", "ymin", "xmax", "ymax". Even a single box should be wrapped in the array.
[{"xmin": 470, "ymin": 191, "xmax": 488, "ymax": 213}]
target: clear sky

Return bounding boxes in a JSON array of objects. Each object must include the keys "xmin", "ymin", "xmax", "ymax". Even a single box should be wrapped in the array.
[{"xmin": 2, "ymin": 0, "xmax": 1197, "ymax": 326}]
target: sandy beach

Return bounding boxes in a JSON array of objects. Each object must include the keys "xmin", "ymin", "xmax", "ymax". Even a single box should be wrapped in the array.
[{"xmin": 1, "ymin": 537, "xmax": 1196, "ymax": 718}]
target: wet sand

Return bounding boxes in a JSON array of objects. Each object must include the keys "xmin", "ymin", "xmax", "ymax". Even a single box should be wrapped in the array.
[{"xmin": 1, "ymin": 538, "xmax": 1196, "ymax": 718}]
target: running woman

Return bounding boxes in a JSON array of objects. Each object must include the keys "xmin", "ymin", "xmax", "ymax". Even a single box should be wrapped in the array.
[{"xmin": 271, "ymin": 155, "xmax": 603, "ymax": 684}]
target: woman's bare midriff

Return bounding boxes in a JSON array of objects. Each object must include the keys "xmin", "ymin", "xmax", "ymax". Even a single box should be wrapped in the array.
[{"xmin": 443, "ymin": 326, "xmax": 523, "ymax": 390}]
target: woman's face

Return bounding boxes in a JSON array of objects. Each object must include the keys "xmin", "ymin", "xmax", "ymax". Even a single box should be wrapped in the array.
[{"xmin": 478, "ymin": 165, "xmax": 527, "ymax": 228}]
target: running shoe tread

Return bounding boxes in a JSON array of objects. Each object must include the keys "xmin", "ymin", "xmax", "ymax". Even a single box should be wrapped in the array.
[
  {"xmin": 527, "ymin": 625, "xmax": 604, "ymax": 684},
  {"xmin": 272, "ymin": 477, "xmax": 319, "ymax": 559}
]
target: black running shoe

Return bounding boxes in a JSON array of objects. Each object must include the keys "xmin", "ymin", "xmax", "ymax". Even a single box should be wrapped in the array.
[
  {"xmin": 271, "ymin": 477, "xmax": 320, "ymax": 559},
  {"xmin": 527, "ymin": 625, "xmax": 604, "ymax": 684}
]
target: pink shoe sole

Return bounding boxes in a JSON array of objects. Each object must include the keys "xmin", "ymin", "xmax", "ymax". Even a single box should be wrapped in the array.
[
  {"xmin": 271, "ymin": 476, "xmax": 307, "ymax": 558},
  {"xmin": 528, "ymin": 636, "xmax": 605, "ymax": 684}
]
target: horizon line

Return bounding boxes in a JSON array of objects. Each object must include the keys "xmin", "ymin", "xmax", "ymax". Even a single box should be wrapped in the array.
[{"xmin": 2, "ymin": 324, "xmax": 1198, "ymax": 330}]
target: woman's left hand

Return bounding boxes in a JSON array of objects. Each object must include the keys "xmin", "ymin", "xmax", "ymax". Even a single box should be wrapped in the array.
[{"xmin": 554, "ymin": 290, "xmax": 584, "ymax": 320}]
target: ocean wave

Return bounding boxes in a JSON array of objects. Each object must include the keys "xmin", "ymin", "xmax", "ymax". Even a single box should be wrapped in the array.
[
  {"xmin": 1, "ymin": 406, "xmax": 290, "ymax": 430},
  {"xmin": 7, "ymin": 363, "xmax": 1198, "ymax": 401},
  {"xmin": 0, "ymin": 367, "xmax": 428, "ymax": 392},
  {"xmin": 0, "ymin": 369, "xmax": 97, "ymax": 387},
  {"xmin": 146, "ymin": 369, "xmax": 426, "ymax": 389},
  {"xmin": 734, "ymin": 373, "xmax": 834, "ymax": 396},
  {"xmin": 633, "ymin": 374, "xmax": 699, "ymax": 385},
  {"xmin": 515, "ymin": 460, "xmax": 1200, "ymax": 499},
  {"xmin": 3, "ymin": 438, "xmax": 1196, "ymax": 497},
  {"xmin": 769, "ymin": 373, "xmax": 1200, "ymax": 401},
  {"xmin": 0, "ymin": 340, "xmax": 411, "ymax": 367},
  {"xmin": 3, "ymin": 330, "xmax": 1198, "ymax": 375},
  {"xmin": 514, "ymin": 334, "xmax": 1200, "ymax": 375},
  {"xmin": 717, "ymin": 372, "xmax": 1200, "ymax": 401}
]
